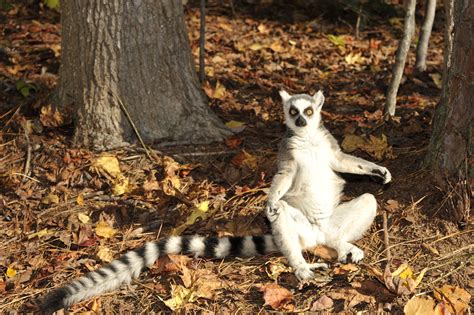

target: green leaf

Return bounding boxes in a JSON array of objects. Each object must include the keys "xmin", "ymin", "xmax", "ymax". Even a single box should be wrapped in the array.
[
  {"xmin": 43, "ymin": 0, "xmax": 59, "ymax": 9},
  {"xmin": 326, "ymin": 34, "xmax": 345, "ymax": 47},
  {"xmin": 15, "ymin": 80, "xmax": 36, "ymax": 98}
]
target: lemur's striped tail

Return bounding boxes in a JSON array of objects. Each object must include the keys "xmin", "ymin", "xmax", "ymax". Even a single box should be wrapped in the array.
[{"xmin": 40, "ymin": 234, "xmax": 277, "ymax": 313}]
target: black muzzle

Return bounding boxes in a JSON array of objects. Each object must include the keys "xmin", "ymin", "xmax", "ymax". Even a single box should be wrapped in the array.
[{"xmin": 295, "ymin": 116, "xmax": 307, "ymax": 127}]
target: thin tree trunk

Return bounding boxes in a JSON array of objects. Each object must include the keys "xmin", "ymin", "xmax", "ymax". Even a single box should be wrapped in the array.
[
  {"xmin": 415, "ymin": 0, "xmax": 436, "ymax": 72},
  {"xmin": 425, "ymin": 0, "xmax": 473, "ymax": 222},
  {"xmin": 59, "ymin": 0, "xmax": 229, "ymax": 150},
  {"xmin": 384, "ymin": 0, "xmax": 417, "ymax": 117}
]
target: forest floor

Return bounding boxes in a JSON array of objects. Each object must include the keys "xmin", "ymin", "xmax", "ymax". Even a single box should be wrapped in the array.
[{"xmin": 0, "ymin": 0, "xmax": 472, "ymax": 314}]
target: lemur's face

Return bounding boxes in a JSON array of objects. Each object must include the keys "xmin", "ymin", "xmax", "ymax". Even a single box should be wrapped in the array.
[{"xmin": 280, "ymin": 90, "xmax": 325, "ymax": 132}]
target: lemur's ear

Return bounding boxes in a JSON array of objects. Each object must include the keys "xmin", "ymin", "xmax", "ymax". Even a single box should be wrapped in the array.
[
  {"xmin": 279, "ymin": 90, "xmax": 291, "ymax": 103},
  {"xmin": 313, "ymin": 90, "xmax": 325, "ymax": 108}
]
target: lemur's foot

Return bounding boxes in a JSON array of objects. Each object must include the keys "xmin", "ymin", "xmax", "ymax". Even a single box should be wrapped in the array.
[
  {"xmin": 265, "ymin": 200, "xmax": 285, "ymax": 222},
  {"xmin": 295, "ymin": 263, "xmax": 329, "ymax": 281},
  {"xmin": 339, "ymin": 245, "xmax": 364, "ymax": 263},
  {"xmin": 371, "ymin": 167, "xmax": 392, "ymax": 185}
]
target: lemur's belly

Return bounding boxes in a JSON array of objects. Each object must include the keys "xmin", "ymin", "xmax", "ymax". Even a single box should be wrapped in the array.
[{"xmin": 284, "ymin": 148, "xmax": 344, "ymax": 221}]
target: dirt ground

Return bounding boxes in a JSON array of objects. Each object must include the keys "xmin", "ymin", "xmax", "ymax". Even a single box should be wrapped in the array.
[{"xmin": 0, "ymin": 0, "xmax": 472, "ymax": 313}]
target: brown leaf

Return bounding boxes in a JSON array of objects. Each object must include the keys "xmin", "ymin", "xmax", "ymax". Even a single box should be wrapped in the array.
[
  {"xmin": 341, "ymin": 133, "xmax": 395, "ymax": 160},
  {"xmin": 40, "ymin": 104, "xmax": 68, "ymax": 127},
  {"xmin": 311, "ymin": 295, "xmax": 334, "ymax": 311},
  {"xmin": 327, "ymin": 287, "xmax": 375, "ymax": 308},
  {"xmin": 231, "ymin": 150, "xmax": 257, "ymax": 170},
  {"xmin": 404, "ymin": 296, "xmax": 435, "ymax": 315},
  {"xmin": 333, "ymin": 263, "xmax": 359, "ymax": 275},
  {"xmin": 385, "ymin": 199, "xmax": 400, "ymax": 212},
  {"xmin": 225, "ymin": 136, "xmax": 242, "ymax": 149},
  {"xmin": 312, "ymin": 245, "xmax": 338, "ymax": 261},
  {"xmin": 433, "ymin": 285, "xmax": 471, "ymax": 314},
  {"xmin": 260, "ymin": 283, "xmax": 294, "ymax": 311}
]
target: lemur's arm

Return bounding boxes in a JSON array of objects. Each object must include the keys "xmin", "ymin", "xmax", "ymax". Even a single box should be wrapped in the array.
[
  {"xmin": 327, "ymin": 133, "xmax": 392, "ymax": 184},
  {"xmin": 267, "ymin": 157, "xmax": 297, "ymax": 207}
]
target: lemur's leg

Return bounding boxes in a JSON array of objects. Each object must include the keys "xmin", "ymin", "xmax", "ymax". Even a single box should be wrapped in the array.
[
  {"xmin": 323, "ymin": 193, "xmax": 377, "ymax": 263},
  {"xmin": 332, "ymin": 152, "xmax": 392, "ymax": 184},
  {"xmin": 267, "ymin": 200, "xmax": 327, "ymax": 280}
]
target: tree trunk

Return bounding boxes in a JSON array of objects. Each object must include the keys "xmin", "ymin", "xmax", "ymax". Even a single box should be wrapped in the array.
[
  {"xmin": 415, "ymin": 0, "xmax": 436, "ymax": 72},
  {"xmin": 384, "ymin": 0, "xmax": 417, "ymax": 117},
  {"xmin": 59, "ymin": 0, "xmax": 229, "ymax": 150},
  {"xmin": 425, "ymin": 0, "xmax": 473, "ymax": 222}
]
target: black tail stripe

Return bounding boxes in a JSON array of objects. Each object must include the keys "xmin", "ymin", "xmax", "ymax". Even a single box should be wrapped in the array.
[
  {"xmin": 181, "ymin": 236, "xmax": 191, "ymax": 255},
  {"xmin": 229, "ymin": 237, "xmax": 244, "ymax": 256},
  {"xmin": 203, "ymin": 237, "xmax": 219, "ymax": 257},
  {"xmin": 157, "ymin": 238, "xmax": 167, "ymax": 254},
  {"xmin": 96, "ymin": 269, "xmax": 109, "ymax": 278},
  {"xmin": 252, "ymin": 236, "xmax": 266, "ymax": 255},
  {"xmin": 134, "ymin": 246, "xmax": 147, "ymax": 260},
  {"xmin": 70, "ymin": 281, "xmax": 81, "ymax": 292}
]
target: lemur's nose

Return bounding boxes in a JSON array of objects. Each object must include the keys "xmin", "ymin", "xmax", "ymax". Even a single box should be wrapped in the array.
[{"xmin": 295, "ymin": 116, "xmax": 307, "ymax": 127}]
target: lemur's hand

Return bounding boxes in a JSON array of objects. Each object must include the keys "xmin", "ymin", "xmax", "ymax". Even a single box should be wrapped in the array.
[{"xmin": 370, "ymin": 167, "xmax": 391, "ymax": 184}]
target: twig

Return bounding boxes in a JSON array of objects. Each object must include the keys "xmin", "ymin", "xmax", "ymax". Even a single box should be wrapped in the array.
[
  {"xmin": 199, "ymin": 0, "xmax": 206, "ymax": 83},
  {"xmin": 20, "ymin": 121, "xmax": 32, "ymax": 183},
  {"xmin": 426, "ymin": 261, "xmax": 468, "ymax": 287},
  {"xmin": 172, "ymin": 149, "xmax": 237, "ymax": 158},
  {"xmin": 435, "ymin": 244, "xmax": 474, "ymax": 261},
  {"xmin": 110, "ymin": 92, "xmax": 153, "ymax": 162},
  {"xmin": 384, "ymin": 0, "xmax": 417, "ymax": 117},
  {"xmin": 382, "ymin": 210, "xmax": 391, "ymax": 268}
]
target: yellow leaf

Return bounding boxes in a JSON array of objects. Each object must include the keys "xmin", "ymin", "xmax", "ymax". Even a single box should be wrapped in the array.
[
  {"xmin": 429, "ymin": 73, "xmax": 442, "ymax": 89},
  {"xmin": 95, "ymin": 220, "xmax": 117, "ymax": 239},
  {"xmin": 41, "ymin": 193, "xmax": 59, "ymax": 205},
  {"xmin": 27, "ymin": 228, "xmax": 50, "ymax": 240},
  {"xmin": 257, "ymin": 23, "xmax": 270, "ymax": 34},
  {"xmin": 213, "ymin": 82, "xmax": 226, "ymax": 100},
  {"xmin": 225, "ymin": 120, "xmax": 246, "ymax": 132},
  {"xmin": 76, "ymin": 193, "xmax": 85, "ymax": 205},
  {"xmin": 344, "ymin": 52, "xmax": 364, "ymax": 65},
  {"xmin": 270, "ymin": 41, "xmax": 284, "ymax": 53},
  {"xmin": 93, "ymin": 155, "xmax": 122, "ymax": 178},
  {"xmin": 163, "ymin": 284, "xmax": 193, "ymax": 311},
  {"xmin": 6, "ymin": 267, "xmax": 16, "ymax": 278},
  {"xmin": 78, "ymin": 213, "xmax": 90, "ymax": 224},
  {"xmin": 172, "ymin": 201, "xmax": 214, "ymax": 235},
  {"xmin": 97, "ymin": 246, "xmax": 114, "ymax": 262},
  {"xmin": 249, "ymin": 43, "xmax": 264, "ymax": 51},
  {"xmin": 111, "ymin": 175, "xmax": 129, "ymax": 196},
  {"xmin": 404, "ymin": 296, "xmax": 435, "ymax": 315}
]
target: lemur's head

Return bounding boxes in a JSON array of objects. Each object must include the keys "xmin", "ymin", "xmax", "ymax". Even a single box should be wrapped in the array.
[{"xmin": 280, "ymin": 90, "xmax": 325, "ymax": 133}]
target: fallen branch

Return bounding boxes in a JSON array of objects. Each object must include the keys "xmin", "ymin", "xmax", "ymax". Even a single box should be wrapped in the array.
[{"xmin": 20, "ymin": 120, "xmax": 32, "ymax": 183}]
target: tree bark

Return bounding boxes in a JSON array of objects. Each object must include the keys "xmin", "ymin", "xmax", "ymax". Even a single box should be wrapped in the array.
[
  {"xmin": 59, "ymin": 0, "xmax": 229, "ymax": 150},
  {"xmin": 425, "ymin": 0, "xmax": 473, "ymax": 222},
  {"xmin": 415, "ymin": 0, "xmax": 436, "ymax": 72},
  {"xmin": 384, "ymin": 0, "xmax": 417, "ymax": 117}
]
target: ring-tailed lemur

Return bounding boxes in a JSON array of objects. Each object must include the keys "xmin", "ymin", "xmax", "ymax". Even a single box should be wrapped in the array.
[
  {"xmin": 266, "ymin": 90, "xmax": 391, "ymax": 280},
  {"xmin": 38, "ymin": 90, "xmax": 391, "ymax": 313}
]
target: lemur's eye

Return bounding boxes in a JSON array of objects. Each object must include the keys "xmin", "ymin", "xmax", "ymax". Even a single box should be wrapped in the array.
[
  {"xmin": 305, "ymin": 107, "xmax": 313, "ymax": 116},
  {"xmin": 289, "ymin": 108, "xmax": 298, "ymax": 116}
]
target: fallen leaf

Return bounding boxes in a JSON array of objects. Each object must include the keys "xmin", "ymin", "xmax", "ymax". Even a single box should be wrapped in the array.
[
  {"xmin": 429, "ymin": 73, "xmax": 442, "ymax": 89},
  {"xmin": 249, "ymin": 43, "xmax": 264, "ymax": 51},
  {"xmin": 385, "ymin": 199, "xmax": 400, "ymax": 212},
  {"xmin": 327, "ymin": 287, "xmax": 375, "ymax": 308},
  {"xmin": 97, "ymin": 246, "xmax": 114, "ymax": 262},
  {"xmin": 225, "ymin": 120, "xmax": 246, "ymax": 133},
  {"xmin": 92, "ymin": 155, "xmax": 122, "ymax": 178},
  {"xmin": 341, "ymin": 133, "xmax": 394, "ymax": 160},
  {"xmin": 164, "ymin": 284, "xmax": 192, "ymax": 311},
  {"xmin": 345, "ymin": 52, "xmax": 364, "ymax": 65},
  {"xmin": 231, "ymin": 150, "xmax": 257, "ymax": 169},
  {"xmin": 76, "ymin": 193, "xmax": 85, "ymax": 206},
  {"xmin": 265, "ymin": 258, "xmax": 292, "ymax": 281},
  {"xmin": 27, "ymin": 228, "xmax": 51, "ymax": 239},
  {"xmin": 6, "ymin": 267, "xmax": 16, "ymax": 278},
  {"xmin": 95, "ymin": 220, "xmax": 117, "ymax": 239},
  {"xmin": 383, "ymin": 263, "xmax": 427, "ymax": 295},
  {"xmin": 40, "ymin": 104, "xmax": 66, "ymax": 127},
  {"xmin": 333, "ymin": 263, "xmax": 359, "ymax": 275},
  {"xmin": 270, "ymin": 41, "xmax": 284, "ymax": 53},
  {"xmin": 311, "ymin": 295, "xmax": 334, "ymax": 311},
  {"xmin": 326, "ymin": 34, "xmax": 345, "ymax": 48},
  {"xmin": 260, "ymin": 283, "xmax": 294, "ymax": 311},
  {"xmin": 225, "ymin": 136, "xmax": 242, "ymax": 148},
  {"xmin": 433, "ymin": 285, "xmax": 471, "ymax": 314},
  {"xmin": 78, "ymin": 213, "xmax": 90, "ymax": 224},
  {"xmin": 143, "ymin": 178, "xmax": 160, "ymax": 191},
  {"xmin": 257, "ymin": 23, "xmax": 270, "ymax": 34},
  {"xmin": 312, "ymin": 245, "xmax": 338, "ymax": 261},
  {"xmin": 421, "ymin": 243, "xmax": 440, "ymax": 256},
  {"xmin": 41, "ymin": 193, "xmax": 59, "ymax": 205},
  {"xmin": 172, "ymin": 201, "xmax": 213, "ymax": 235},
  {"xmin": 404, "ymin": 296, "xmax": 435, "ymax": 315}
]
